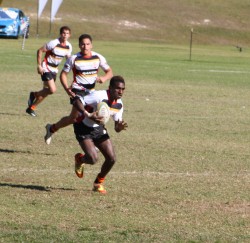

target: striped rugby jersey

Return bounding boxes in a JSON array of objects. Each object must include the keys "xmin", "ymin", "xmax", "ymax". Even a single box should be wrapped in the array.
[
  {"xmin": 79, "ymin": 90, "xmax": 123, "ymax": 128},
  {"xmin": 63, "ymin": 51, "xmax": 111, "ymax": 91},
  {"xmin": 42, "ymin": 38, "xmax": 72, "ymax": 73}
]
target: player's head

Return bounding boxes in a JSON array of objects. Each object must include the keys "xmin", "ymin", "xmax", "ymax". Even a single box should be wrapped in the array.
[
  {"xmin": 79, "ymin": 34, "xmax": 92, "ymax": 44},
  {"xmin": 60, "ymin": 26, "xmax": 71, "ymax": 34},
  {"xmin": 79, "ymin": 34, "xmax": 93, "ymax": 54},
  {"xmin": 109, "ymin": 76, "xmax": 125, "ymax": 100},
  {"xmin": 59, "ymin": 26, "xmax": 71, "ymax": 41}
]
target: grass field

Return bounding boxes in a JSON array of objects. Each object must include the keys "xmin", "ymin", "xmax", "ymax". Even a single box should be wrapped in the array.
[
  {"xmin": 0, "ymin": 38, "xmax": 249, "ymax": 242},
  {"xmin": 3, "ymin": 0, "xmax": 250, "ymax": 45}
]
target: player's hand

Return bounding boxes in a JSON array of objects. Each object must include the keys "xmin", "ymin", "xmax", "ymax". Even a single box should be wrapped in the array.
[
  {"xmin": 115, "ymin": 120, "xmax": 128, "ymax": 132},
  {"xmin": 96, "ymin": 77, "xmax": 104, "ymax": 84},
  {"xmin": 66, "ymin": 88, "xmax": 75, "ymax": 98},
  {"xmin": 88, "ymin": 111, "xmax": 105, "ymax": 124},
  {"xmin": 37, "ymin": 65, "xmax": 43, "ymax": 74}
]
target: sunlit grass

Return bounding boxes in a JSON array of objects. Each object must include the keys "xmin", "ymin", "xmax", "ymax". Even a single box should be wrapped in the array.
[{"xmin": 0, "ymin": 38, "xmax": 249, "ymax": 242}]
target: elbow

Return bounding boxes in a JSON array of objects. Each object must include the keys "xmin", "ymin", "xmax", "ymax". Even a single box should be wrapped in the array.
[
  {"xmin": 107, "ymin": 68, "xmax": 113, "ymax": 77},
  {"xmin": 115, "ymin": 128, "xmax": 121, "ymax": 133}
]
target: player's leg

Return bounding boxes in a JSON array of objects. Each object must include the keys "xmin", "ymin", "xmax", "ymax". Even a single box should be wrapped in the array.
[
  {"xmin": 78, "ymin": 138, "xmax": 99, "ymax": 165},
  {"xmin": 93, "ymin": 139, "xmax": 116, "ymax": 194},
  {"xmin": 74, "ymin": 138, "xmax": 99, "ymax": 178},
  {"xmin": 26, "ymin": 73, "xmax": 56, "ymax": 116},
  {"xmin": 44, "ymin": 105, "xmax": 79, "ymax": 145},
  {"xmin": 45, "ymin": 90, "xmax": 87, "ymax": 143},
  {"xmin": 96, "ymin": 139, "xmax": 116, "ymax": 178},
  {"xmin": 33, "ymin": 79, "xmax": 56, "ymax": 106},
  {"xmin": 53, "ymin": 106, "xmax": 79, "ymax": 130}
]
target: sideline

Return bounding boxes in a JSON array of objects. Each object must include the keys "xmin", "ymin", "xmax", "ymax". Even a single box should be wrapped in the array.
[
  {"xmin": 188, "ymin": 69, "xmax": 250, "ymax": 73},
  {"xmin": 1, "ymin": 168, "xmax": 249, "ymax": 177}
]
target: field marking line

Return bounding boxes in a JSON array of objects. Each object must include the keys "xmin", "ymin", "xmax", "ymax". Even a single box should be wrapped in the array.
[
  {"xmin": 1, "ymin": 168, "xmax": 249, "ymax": 177},
  {"xmin": 188, "ymin": 69, "xmax": 250, "ymax": 74}
]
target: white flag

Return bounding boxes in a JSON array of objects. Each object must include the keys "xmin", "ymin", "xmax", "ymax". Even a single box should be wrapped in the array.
[
  {"xmin": 51, "ymin": 0, "xmax": 63, "ymax": 22},
  {"xmin": 38, "ymin": 0, "xmax": 48, "ymax": 18}
]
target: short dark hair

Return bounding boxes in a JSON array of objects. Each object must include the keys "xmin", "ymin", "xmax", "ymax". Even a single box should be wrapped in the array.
[
  {"xmin": 110, "ymin": 75, "xmax": 125, "ymax": 87},
  {"xmin": 60, "ymin": 26, "xmax": 71, "ymax": 34},
  {"xmin": 79, "ymin": 34, "xmax": 92, "ymax": 44}
]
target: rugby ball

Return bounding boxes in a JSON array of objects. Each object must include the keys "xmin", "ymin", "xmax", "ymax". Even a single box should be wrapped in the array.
[{"xmin": 97, "ymin": 102, "xmax": 110, "ymax": 124}]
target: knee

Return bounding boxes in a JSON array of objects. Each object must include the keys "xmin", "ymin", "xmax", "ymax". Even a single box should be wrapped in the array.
[
  {"xmin": 86, "ymin": 153, "xmax": 98, "ymax": 165},
  {"xmin": 69, "ymin": 111, "xmax": 79, "ymax": 123},
  {"xmin": 48, "ymin": 87, "xmax": 56, "ymax": 94},
  {"xmin": 90, "ymin": 155, "xmax": 98, "ymax": 165},
  {"xmin": 111, "ymin": 158, "xmax": 116, "ymax": 166},
  {"xmin": 69, "ymin": 115, "xmax": 77, "ymax": 123},
  {"xmin": 44, "ymin": 87, "xmax": 56, "ymax": 95},
  {"xmin": 108, "ymin": 155, "xmax": 116, "ymax": 166}
]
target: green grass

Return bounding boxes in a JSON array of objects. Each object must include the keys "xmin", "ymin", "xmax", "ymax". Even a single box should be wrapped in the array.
[
  {"xmin": 0, "ymin": 38, "xmax": 249, "ymax": 242},
  {"xmin": 3, "ymin": 0, "xmax": 250, "ymax": 45}
]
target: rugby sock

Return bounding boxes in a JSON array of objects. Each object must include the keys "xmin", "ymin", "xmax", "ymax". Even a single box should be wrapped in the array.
[
  {"xmin": 94, "ymin": 174, "xmax": 105, "ymax": 184},
  {"xmin": 30, "ymin": 105, "xmax": 36, "ymax": 110},
  {"xmin": 50, "ymin": 124, "xmax": 58, "ymax": 133}
]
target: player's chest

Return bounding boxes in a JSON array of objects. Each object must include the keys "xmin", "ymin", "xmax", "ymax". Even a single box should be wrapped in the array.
[
  {"xmin": 52, "ymin": 46, "xmax": 70, "ymax": 57},
  {"xmin": 74, "ymin": 58, "xmax": 100, "ymax": 70}
]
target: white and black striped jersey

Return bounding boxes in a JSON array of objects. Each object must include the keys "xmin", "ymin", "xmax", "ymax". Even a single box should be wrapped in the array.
[
  {"xmin": 78, "ymin": 90, "xmax": 123, "ymax": 128},
  {"xmin": 63, "ymin": 51, "xmax": 111, "ymax": 91},
  {"xmin": 42, "ymin": 38, "xmax": 72, "ymax": 73}
]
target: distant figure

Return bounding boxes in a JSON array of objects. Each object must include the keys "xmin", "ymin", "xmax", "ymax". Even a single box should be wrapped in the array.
[
  {"xmin": 26, "ymin": 26, "xmax": 72, "ymax": 117},
  {"xmin": 236, "ymin": 45, "xmax": 242, "ymax": 52}
]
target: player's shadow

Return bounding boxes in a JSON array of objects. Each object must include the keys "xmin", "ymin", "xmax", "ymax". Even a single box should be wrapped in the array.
[
  {"xmin": 0, "ymin": 112, "xmax": 21, "ymax": 116},
  {"xmin": 0, "ymin": 183, "xmax": 76, "ymax": 192},
  {"xmin": 0, "ymin": 183, "xmax": 50, "ymax": 191},
  {"xmin": 0, "ymin": 148, "xmax": 56, "ymax": 156}
]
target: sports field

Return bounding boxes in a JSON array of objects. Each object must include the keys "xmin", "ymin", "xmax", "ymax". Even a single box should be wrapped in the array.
[{"xmin": 0, "ymin": 38, "xmax": 249, "ymax": 242}]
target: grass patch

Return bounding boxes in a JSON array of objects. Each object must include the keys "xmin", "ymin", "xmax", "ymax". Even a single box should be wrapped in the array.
[
  {"xmin": 0, "ymin": 38, "xmax": 249, "ymax": 242},
  {"xmin": 3, "ymin": 0, "xmax": 250, "ymax": 45}
]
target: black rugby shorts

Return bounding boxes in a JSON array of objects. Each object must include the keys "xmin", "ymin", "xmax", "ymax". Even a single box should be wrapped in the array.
[
  {"xmin": 41, "ymin": 72, "xmax": 57, "ymax": 82},
  {"xmin": 74, "ymin": 122, "xmax": 110, "ymax": 143}
]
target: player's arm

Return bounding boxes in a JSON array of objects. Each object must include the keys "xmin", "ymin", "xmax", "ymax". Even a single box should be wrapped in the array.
[
  {"xmin": 73, "ymin": 98, "xmax": 104, "ymax": 123},
  {"xmin": 66, "ymin": 44, "xmax": 73, "ymax": 59},
  {"xmin": 37, "ymin": 45, "xmax": 47, "ymax": 74},
  {"xmin": 72, "ymin": 97, "xmax": 90, "ymax": 118},
  {"xmin": 60, "ymin": 70, "xmax": 75, "ymax": 98},
  {"xmin": 65, "ymin": 45, "xmax": 72, "ymax": 59},
  {"xmin": 115, "ymin": 120, "xmax": 128, "ymax": 132},
  {"xmin": 96, "ymin": 67, "xmax": 113, "ymax": 84}
]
